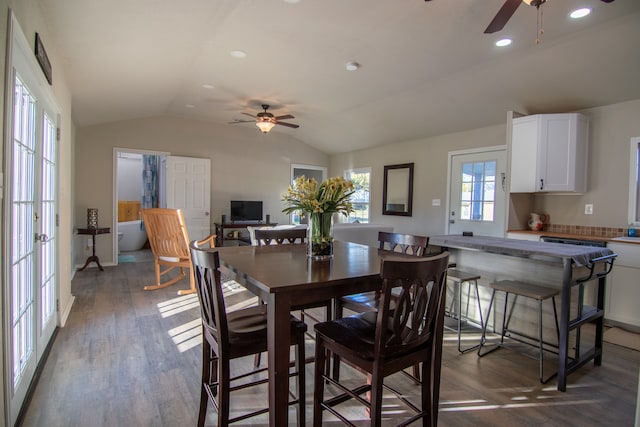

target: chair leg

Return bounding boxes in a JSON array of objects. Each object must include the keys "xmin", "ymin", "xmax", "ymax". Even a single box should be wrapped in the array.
[
  {"xmin": 198, "ymin": 341, "xmax": 211, "ymax": 427},
  {"xmin": 478, "ymin": 289, "xmax": 498, "ymax": 357},
  {"xmin": 218, "ymin": 358, "xmax": 231, "ymax": 427},
  {"xmin": 296, "ymin": 332, "xmax": 306, "ymax": 427},
  {"xmin": 369, "ymin": 373, "xmax": 385, "ymax": 427},
  {"xmin": 313, "ymin": 337, "xmax": 327, "ymax": 427}
]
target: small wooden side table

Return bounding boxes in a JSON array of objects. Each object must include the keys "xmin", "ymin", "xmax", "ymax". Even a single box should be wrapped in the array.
[{"xmin": 77, "ymin": 227, "xmax": 111, "ymax": 271}]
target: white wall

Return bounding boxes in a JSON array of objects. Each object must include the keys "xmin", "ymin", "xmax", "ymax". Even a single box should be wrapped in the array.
[
  {"xmin": 75, "ymin": 116, "xmax": 329, "ymax": 266},
  {"xmin": 331, "ymin": 99, "xmax": 640, "ymax": 235},
  {"xmin": 117, "ymin": 155, "xmax": 143, "ymax": 201},
  {"xmin": 330, "ymin": 123, "xmax": 507, "ymax": 236}
]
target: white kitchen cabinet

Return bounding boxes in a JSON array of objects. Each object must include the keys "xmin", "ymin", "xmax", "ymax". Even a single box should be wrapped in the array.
[
  {"xmin": 605, "ymin": 242, "xmax": 640, "ymax": 328},
  {"xmin": 510, "ymin": 113, "xmax": 589, "ymax": 193}
]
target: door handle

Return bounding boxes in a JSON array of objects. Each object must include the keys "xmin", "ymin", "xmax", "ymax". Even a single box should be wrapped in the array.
[{"xmin": 35, "ymin": 233, "xmax": 49, "ymax": 242}]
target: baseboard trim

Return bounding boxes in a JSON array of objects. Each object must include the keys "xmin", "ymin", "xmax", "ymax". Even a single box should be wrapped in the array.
[{"xmin": 59, "ymin": 294, "xmax": 75, "ymax": 327}]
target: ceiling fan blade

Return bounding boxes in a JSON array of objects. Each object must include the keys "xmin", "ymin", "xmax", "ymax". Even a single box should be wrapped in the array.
[
  {"xmin": 229, "ymin": 119, "xmax": 255, "ymax": 124},
  {"xmin": 275, "ymin": 121, "xmax": 299, "ymax": 129},
  {"xmin": 241, "ymin": 112, "xmax": 256, "ymax": 119},
  {"xmin": 484, "ymin": 0, "xmax": 522, "ymax": 34},
  {"xmin": 275, "ymin": 114, "xmax": 295, "ymax": 120}
]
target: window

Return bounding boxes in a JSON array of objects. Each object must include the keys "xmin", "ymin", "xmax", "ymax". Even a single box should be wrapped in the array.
[
  {"xmin": 345, "ymin": 168, "xmax": 371, "ymax": 223},
  {"xmin": 460, "ymin": 160, "xmax": 496, "ymax": 222},
  {"xmin": 628, "ymin": 137, "xmax": 640, "ymax": 226}
]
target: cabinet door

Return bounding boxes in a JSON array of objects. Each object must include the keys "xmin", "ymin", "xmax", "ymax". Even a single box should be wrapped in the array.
[
  {"xmin": 510, "ymin": 115, "xmax": 538, "ymax": 192},
  {"xmin": 510, "ymin": 113, "xmax": 588, "ymax": 193},
  {"xmin": 606, "ymin": 265, "xmax": 640, "ymax": 328},
  {"xmin": 538, "ymin": 114, "xmax": 588, "ymax": 192}
]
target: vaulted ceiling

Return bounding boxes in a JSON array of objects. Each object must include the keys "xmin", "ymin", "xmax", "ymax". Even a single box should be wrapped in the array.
[{"xmin": 39, "ymin": 0, "xmax": 640, "ymax": 154}]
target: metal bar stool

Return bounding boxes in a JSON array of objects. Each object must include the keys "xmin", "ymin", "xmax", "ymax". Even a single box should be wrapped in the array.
[
  {"xmin": 478, "ymin": 280, "xmax": 560, "ymax": 383},
  {"xmin": 446, "ymin": 269, "xmax": 484, "ymax": 353}
]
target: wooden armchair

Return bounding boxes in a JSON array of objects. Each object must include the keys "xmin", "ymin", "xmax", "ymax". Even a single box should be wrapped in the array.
[{"xmin": 141, "ymin": 208, "xmax": 215, "ymax": 295}]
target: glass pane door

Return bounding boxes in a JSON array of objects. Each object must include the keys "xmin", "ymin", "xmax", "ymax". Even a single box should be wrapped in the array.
[{"xmin": 5, "ymin": 15, "xmax": 60, "ymax": 424}]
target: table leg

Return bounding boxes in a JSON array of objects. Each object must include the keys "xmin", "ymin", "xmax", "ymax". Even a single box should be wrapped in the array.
[{"xmin": 267, "ymin": 293, "xmax": 293, "ymax": 426}]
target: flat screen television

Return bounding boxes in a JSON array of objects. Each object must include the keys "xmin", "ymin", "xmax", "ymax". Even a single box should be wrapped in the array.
[{"xmin": 230, "ymin": 200, "xmax": 263, "ymax": 222}]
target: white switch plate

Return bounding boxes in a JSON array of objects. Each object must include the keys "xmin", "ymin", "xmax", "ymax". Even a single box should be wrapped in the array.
[
  {"xmin": 432, "ymin": 199, "xmax": 441, "ymax": 206},
  {"xmin": 585, "ymin": 204, "xmax": 593, "ymax": 215}
]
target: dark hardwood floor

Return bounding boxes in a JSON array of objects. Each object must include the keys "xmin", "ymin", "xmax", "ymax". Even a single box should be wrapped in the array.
[{"xmin": 19, "ymin": 250, "xmax": 640, "ymax": 426}]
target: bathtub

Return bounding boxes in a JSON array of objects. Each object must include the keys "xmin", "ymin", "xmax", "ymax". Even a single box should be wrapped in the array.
[{"xmin": 117, "ymin": 220, "xmax": 147, "ymax": 252}]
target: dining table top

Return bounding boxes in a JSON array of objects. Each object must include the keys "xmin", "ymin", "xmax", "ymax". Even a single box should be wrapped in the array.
[{"xmin": 215, "ymin": 240, "xmax": 389, "ymax": 295}]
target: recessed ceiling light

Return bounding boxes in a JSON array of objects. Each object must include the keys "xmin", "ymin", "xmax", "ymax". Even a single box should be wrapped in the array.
[
  {"xmin": 202, "ymin": 84, "xmax": 215, "ymax": 89},
  {"xmin": 570, "ymin": 8, "xmax": 591, "ymax": 19},
  {"xmin": 345, "ymin": 61, "xmax": 360, "ymax": 71},
  {"xmin": 283, "ymin": 0, "xmax": 300, "ymax": 3},
  {"xmin": 185, "ymin": 104, "xmax": 195, "ymax": 109},
  {"xmin": 496, "ymin": 38, "xmax": 512, "ymax": 47},
  {"xmin": 230, "ymin": 50, "xmax": 247, "ymax": 59}
]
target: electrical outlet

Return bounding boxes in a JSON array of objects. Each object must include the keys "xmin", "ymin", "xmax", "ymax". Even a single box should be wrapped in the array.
[
  {"xmin": 87, "ymin": 238, "xmax": 93, "ymax": 247},
  {"xmin": 585, "ymin": 204, "xmax": 593, "ymax": 215}
]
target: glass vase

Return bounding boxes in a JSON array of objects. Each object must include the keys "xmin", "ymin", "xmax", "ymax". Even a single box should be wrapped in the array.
[{"xmin": 307, "ymin": 212, "xmax": 333, "ymax": 260}]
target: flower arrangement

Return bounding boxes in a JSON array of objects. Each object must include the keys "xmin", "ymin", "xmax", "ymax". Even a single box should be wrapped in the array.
[
  {"xmin": 281, "ymin": 176, "xmax": 356, "ymax": 216},
  {"xmin": 282, "ymin": 176, "xmax": 355, "ymax": 259}
]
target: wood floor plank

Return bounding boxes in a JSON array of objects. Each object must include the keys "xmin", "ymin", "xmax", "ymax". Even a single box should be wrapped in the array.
[{"xmin": 18, "ymin": 249, "xmax": 640, "ymax": 426}]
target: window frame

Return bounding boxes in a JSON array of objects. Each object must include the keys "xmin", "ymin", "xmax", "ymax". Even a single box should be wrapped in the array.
[{"xmin": 344, "ymin": 167, "xmax": 371, "ymax": 223}]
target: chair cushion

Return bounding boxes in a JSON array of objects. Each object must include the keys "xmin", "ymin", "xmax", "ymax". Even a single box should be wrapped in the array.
[
  {"xmin": 315, "ymin": 311, "xmax": 379, "ymax": 360},
  {"xmin": 227, "ymin": 305, "xmax": 307, "ymax": 345}
]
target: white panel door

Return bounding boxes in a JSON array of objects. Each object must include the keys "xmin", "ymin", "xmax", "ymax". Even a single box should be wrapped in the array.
[
  {"xmin": 166, "ymin": 156, "xmax": 211, "ymax": 239},
  {"xmin": 4, "ymin": 13, "xmax": 59, "ymax": 426},
  {"xmin": 448, "ymin": 148, "xmax": 507, "ymax": 237}
]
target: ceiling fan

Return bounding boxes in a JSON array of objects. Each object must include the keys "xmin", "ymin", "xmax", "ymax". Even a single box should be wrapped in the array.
[
  {"xmin": 229, "ymin": 104, "xmax": 300, "ymax": 134},
  {"xmin": 484, "ymin": 0, "xmax": 615, "ymax": 34}
]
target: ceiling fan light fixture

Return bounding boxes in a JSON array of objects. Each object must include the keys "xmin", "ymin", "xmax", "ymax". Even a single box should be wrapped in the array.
[
  {"xmin": 522, "ymin": 0, "xmax": 545, "ymax": 7},
  {"xmin": 496, "ymin": 38, "xmax": 512, "ymax": 47},
  {"xmin": 256, "ymin": 118, "xmax": 276, "ymax": 133},
  {"xmin": 345, "ymin": 61, "xmax": 360, "ymax": 71}
]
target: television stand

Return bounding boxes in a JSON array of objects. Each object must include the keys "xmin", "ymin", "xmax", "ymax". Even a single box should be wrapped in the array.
[{"xmin": 214, "ymin": 222, "xmax": 277, "ymax": 247}]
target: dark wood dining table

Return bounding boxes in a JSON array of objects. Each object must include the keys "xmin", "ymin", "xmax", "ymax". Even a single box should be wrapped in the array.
[{"xmin": 216, "ymin": 240, "xmax": 384, "ymax": 426}]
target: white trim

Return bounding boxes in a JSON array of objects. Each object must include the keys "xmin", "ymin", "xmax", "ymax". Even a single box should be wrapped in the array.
[
  {"xmin": 628, "ymin": 137, "xmax": 640, "ymax": 226},
  {"xmin": 112, "ymin": 147, "xmax": 171, "ymax": 262},
  {"xmin": 58, "ymin": 295, "xmax": 75, "ymax": 327}
]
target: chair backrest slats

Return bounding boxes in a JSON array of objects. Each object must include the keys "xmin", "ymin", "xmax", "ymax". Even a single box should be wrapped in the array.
[
  {"xmin": 374, "ymin": 252, "xmax": 449, "ymax": 358},
  {"xmin": 141, "ymin": 208, "xmax": 191, "ymax": 259},
  {"xmin": 254, "ymin": 228, "xmax": 307, "ymax": 246},
  {"xmin": 378, "ymin": 231, "xmax": 429, "ymax": 256},
  {"xmin": 190, "ymin": 244, "xmax": 227, "ymax": 347}
]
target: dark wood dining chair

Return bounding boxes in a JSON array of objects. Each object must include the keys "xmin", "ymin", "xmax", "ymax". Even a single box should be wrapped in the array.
[
  {"xmin": 253, "ymin": 227, "xmax": 332, "ymax": 372},
  {"xmin": 254, "ymin": 227, "xmax": 307, "ymax": 246},
  {"xmin": 332, "ymin": 231, "xmax": 429, "ymax": 380},
  {"xmin": 313, "ymin": 251, "xmax": 450, "ymax": 427},
  {"xmin": 189, "ymin": 242, "xmax": 307, "ymax": 427}
]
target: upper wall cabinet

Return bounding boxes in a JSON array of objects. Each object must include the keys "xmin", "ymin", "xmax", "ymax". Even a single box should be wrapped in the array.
[{"xmin": 510, "ymin": 113, "xmax": 589, "ymax": 193}]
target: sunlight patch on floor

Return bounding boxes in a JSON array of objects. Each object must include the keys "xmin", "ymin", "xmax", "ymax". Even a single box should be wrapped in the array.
[
  {"xmin": 168, "ymin": 318, "xmax": 201, "ymax": 352},
  {"xmin": 157, "ymin": 293, "xmax": 200, "ymax": 318}
]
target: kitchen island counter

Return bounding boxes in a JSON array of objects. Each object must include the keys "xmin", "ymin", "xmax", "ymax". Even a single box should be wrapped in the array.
[{"xmin": 429, "ymin": 234, "xmax": 616, "ymax": 392}]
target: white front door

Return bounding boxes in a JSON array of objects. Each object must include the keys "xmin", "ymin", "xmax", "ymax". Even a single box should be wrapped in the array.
[
  {"xmin": 166, "ymin": 156, "xmax": 211, "ymax": 239},
  {"xmin": 4, "ymin": 13, "xmax": 59, "ymax": 426},
  {"xmin": 447, "ymin": 147, "xmax": 507, "ymax": 237}
]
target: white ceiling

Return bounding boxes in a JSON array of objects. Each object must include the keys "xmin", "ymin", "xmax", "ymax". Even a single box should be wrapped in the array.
[{"xmin": 39, "ymin": 0, "xmax": 640, "ymax": 154}]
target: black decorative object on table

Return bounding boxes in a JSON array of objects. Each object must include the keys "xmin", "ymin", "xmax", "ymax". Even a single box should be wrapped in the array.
[{"xmin": 87, "ymin": 208, "xmax": 99, "ymax": 228}]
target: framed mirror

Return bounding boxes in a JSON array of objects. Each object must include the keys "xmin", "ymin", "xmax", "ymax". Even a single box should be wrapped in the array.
[{"xmin": 383, "ymin": 163, "xmax": 414, "ymax": 216}]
